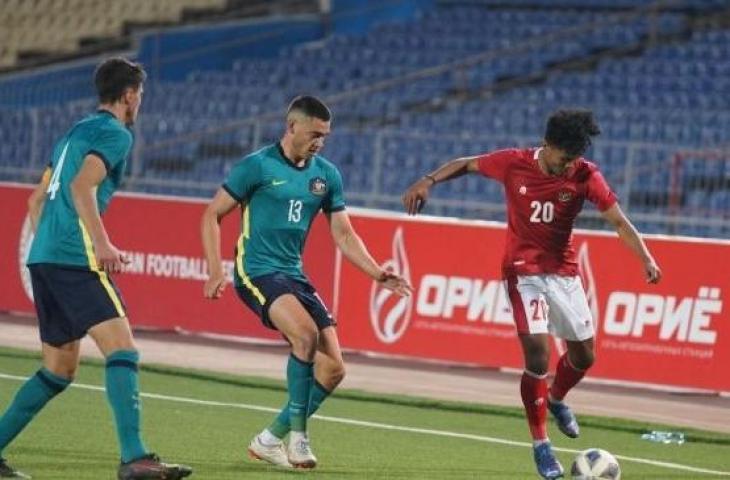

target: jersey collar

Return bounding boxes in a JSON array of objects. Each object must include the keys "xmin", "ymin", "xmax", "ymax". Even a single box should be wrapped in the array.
[{"xmin": 276, "ymin": 142, "xmax": 311, "ymax": 171}]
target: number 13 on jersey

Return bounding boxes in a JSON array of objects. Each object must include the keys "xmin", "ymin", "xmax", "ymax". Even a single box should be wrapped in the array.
[{"xmin": 288, "ymin": 199, "xmax": 302, "ymax": 223}]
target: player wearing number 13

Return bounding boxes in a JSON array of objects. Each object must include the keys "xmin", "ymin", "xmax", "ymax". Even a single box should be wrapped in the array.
[
  {"xmin": 201, "ymin": 96, "xmax": 411, "ymax": 470},
  {"xmin": 402, "ymin": 109, "xmax": 661, "ymax": 480}
]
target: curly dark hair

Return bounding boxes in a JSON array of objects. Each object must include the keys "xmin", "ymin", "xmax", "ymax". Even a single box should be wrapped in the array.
[{"xmin": 544, "ymin": 109, "xmax": 601, "ymax": 157}]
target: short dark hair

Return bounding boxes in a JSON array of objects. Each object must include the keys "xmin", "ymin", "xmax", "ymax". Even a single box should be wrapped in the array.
[
  {"xmin": 94, "ymin": 57, "xmax": 146, "ymax": 104},
  {"xmin": 287, "ymin": 95, "xmax": 331, "ymax": 121},
  {"xmin": 544, "ymin": 109, "xmax": 600, "ymax": 157}
]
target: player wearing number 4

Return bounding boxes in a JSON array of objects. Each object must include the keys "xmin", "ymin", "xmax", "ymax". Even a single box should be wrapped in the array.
[
  {"xmin": 402, "ymin": 109, "xmax": 661, "ymax": 480},
  {"xmin": 201, "ymin": 96, "xmax": 412, "ymax": 470},
  {"xmin": 0, "ymin": 58, "xmax": 192, "ymax": 480}
]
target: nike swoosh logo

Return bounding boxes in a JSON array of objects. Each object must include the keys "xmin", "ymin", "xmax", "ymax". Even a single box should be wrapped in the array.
[{"xmin": 271, "ymin": 180, "xmax": 287, "ymax": 186}]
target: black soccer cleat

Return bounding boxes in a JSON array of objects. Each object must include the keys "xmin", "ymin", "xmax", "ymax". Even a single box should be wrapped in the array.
[
  {"xmin": 0, "ymin": 458, "xmax": 31, "ymax": 479},
  {"xmin": 117, "ymin": 453, "xmax": 192, "ymax": 480}
]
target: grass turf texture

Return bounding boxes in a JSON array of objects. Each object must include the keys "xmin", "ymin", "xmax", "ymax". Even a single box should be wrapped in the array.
[{"xmin": 0, "ymin": 347, "xmax": 728, "ymax": 479}]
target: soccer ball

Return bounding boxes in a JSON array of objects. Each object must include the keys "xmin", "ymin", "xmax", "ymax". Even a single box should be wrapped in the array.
[{"xmin": 570, "ymin": 448, "xmax": 621, "ymax": 479}]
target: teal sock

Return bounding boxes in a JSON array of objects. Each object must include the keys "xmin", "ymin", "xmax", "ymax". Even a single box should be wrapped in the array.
[
  {"xmin": 105, "ymin": 350, "xmax": 148, "ymax": 463},
  {"xmin": 0, "ymin": 368, "xmax": 70, "ymax": 456},
  {"xmin": 284, "ymin": 354, "xmax": 313, "ymax": 433},
  {"xmin": 269, "ymin": 380, "xmax": 330, "ymax": 439}
]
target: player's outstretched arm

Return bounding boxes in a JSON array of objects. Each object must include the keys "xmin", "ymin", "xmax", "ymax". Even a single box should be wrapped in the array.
[
  {"xmin": 71, "ymin": 154, "xmax": 128, "ymax": 274},
  {"xmin": 326, "ymin": 210, "xmax": 412, "ymax": 296},
  {"xmin": 601, "ymin": 204, "xmax": 662, "ymax": 284},
  {"xmin": 201, "ymin": 187, "xmax": 240, "ymax": 299},
  {"xmin": 402, "ymin": 156, "xmax": 481, "ymax": 215},
  {"xmin": 27, "ymin": 166, "xmax": 51, "ymax": 232}
]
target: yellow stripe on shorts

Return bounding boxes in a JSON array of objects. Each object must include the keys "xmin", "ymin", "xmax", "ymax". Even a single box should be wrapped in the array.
[
  {"xmin": 236, "ymin": 207, "xmax": 266, "ymax": 305},
  {"xmin": 78, "ymin": 219, "xmax": 126, "ymax": 318}
]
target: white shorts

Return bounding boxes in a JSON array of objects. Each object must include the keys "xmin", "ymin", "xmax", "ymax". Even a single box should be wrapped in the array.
[{"xmin": 504, "ymin": 274, "xmax": 594, "ymax": 341}]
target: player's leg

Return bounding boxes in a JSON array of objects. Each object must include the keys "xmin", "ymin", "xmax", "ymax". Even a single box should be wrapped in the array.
[
  {"xmin": 88, "ymin": 317, "xmax": 192, "ymax": 480},
  {"xmin": 88, "ymin": 317, "xmax": 147, "ymax": 463},
  {"xmin": 266, "ymin": 326, "xmax": 345, "ymax": 439},
  {"xmin": 550, "ymin": 338, "xmax": 593, "ymax": 403},
  {"xmin": 519, "ymin": 333, "xmax": 563, "ymax": 480},
  {"xmin": 0, "ymin": 265, "xmax": 78, "ymax": 478},
  {"xmin": 265, "ymin": 294, "xmax": 319, "ymax": 468},
  {"xmin": 507, "ymin": 275, "xmax": 563, "ymax": 480},
  {"xmin": 237, "ymin": 274, "xmax": 321, "ymax": 468},
  {"xmin": 518, "ymin": 333, "xmax": 551, "ymax": 442},
  {"xmin": 0, "ymin": 342, "xmax": 77, "ymax": 479},
  {"xmin": 310, "ymin": 326, "xmax": 345, "ymax": 414},
  {"xmin": 544, "ymin": 275, "xmax": 595, "ymax": 439}
]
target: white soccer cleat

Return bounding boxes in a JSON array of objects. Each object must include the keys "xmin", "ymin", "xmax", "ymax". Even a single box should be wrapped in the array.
[
  {"xmin": 287, "ymin": 433, "xmax": 317, "ymax": 469},
  {"xmin": 247, "ymin": 435, "xmax": 292, "ymax": 468}
]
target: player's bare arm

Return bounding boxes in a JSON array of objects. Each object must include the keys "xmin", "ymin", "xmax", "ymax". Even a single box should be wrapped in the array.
[
  {"xmin": 402, "ymin": 155, "xmax": 481, "ymax": 215},
  {"xmin": 601, "ymin": 204, "xmax": 662, "ymax": 284},
  {"xmin": 326, "ymin": 210, "xmax": 412, "ymax": 296},
  {"xmin": 27, "ymin": 167, "xmax": 51, "ymax": 232},
  {"xmin": 70, "ymin": 154, "xmax": 128, "ymax": 274},
  {"xmin": 201, "ymin": 187, "xmax": 241, "ymax": 299}
]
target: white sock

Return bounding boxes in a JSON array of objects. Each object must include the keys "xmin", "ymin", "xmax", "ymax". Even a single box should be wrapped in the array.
[
  {"xmin": 259, "ymin": 429, "xmax": 282, "ymax": 446},
  {"xmin": 533, "ymin": 438, "xmax": 550, "ymax": 448}
]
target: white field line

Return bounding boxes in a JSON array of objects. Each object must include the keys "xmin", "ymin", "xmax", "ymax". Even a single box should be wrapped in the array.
[{"xmin": 1, "ymin": 373, "xmax": 728, "ymax": 477}]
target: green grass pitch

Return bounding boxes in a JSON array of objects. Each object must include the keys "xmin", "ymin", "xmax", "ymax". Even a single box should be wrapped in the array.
[{"xmin": 0, "ymin": 347, "xmax": 728, "ymax": 479}]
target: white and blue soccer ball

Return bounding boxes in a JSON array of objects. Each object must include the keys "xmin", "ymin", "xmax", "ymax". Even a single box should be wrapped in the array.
[{"xmin": 570, "ymin": 448, "xmax": 621, "ymax": 480}]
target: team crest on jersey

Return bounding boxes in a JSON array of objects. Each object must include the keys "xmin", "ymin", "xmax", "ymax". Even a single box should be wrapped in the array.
[
  {"xmin": 309, "ymin": 177, "xmax": 327, "ymax": 195},
  {"xmin": 558, "ymin": 191, "xmax": 573, "ymax": 202}
]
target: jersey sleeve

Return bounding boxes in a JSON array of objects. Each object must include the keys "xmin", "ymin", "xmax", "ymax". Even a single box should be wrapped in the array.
[
  {"xmin": 89, "ymin": 128, "xmax": 132, "ymax": 173},
  {"xmin": 476, "ymin": 149, "xmax": 515, "ymax": 183},
  {"xmin": 586, "ymin": 169, "xmax": 618, "ymax": 211},
  {"xmin": 322, "ymin": 166, "xmax": 346, "ymax": 213},
  {"xmin": 223, "ymin": 156, "xmax": 261, "ymax": 203}
]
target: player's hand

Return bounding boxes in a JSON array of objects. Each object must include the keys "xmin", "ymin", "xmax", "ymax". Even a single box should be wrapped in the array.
[
  {"xmin": 204, "ymin": 269, "xmax": 227, "ymax": 299},
  {"xmin": 645, "ymin": 259, "xmax": 662, "ymax": 284},
  {"xmin": 377, "ymin": 271, "xmax": 413, "ymax": 296},
  {"xmin": 402, "ymin": 177, "xmax": 433, "ymax": 215},
  {"xmin": 94, "ymin": 241, "xmax": 129, "ymax": 274}
]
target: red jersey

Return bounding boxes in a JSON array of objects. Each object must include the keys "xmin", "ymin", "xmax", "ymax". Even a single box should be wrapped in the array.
[{"xmin": 478, "ymin": 147, "xmax": 617, "ymax": 277}]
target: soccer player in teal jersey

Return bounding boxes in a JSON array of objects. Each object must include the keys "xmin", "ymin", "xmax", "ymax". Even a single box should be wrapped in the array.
[
  {"xmin": 0, "ymin": 58, "xmax": 192, "ymax": 480},
  {"xmin": 201, "ymin": 96, "xmax": 412, "ymax": 469}
]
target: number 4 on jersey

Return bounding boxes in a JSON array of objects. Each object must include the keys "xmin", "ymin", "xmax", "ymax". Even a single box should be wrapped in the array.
[{"xmin": 46, "ymin": 141, "xmax": 70, "ymax": 200}]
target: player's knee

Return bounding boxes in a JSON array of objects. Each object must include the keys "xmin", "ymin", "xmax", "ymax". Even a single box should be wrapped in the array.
[
  {"xmin": 329, "ymin": 362, "xmax": 346, "ymax": 387},
  {"xmin": 525, "ymin": 352, "xmax": 549, "ymax": 375},
  {"xmin": 289, "ymin": 328, "xmax": 318, "ymax": 360},
  {"xmin": 575, "ymin": 350, "xmax": 595, "ymax": 370}
]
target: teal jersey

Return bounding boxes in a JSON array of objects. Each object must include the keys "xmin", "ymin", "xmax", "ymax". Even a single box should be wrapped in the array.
[
  {"xmin": 27, "ymin": 110, "xmax": 133, "ymax": 268},
  {"xmin": 223, "ymin": 143, "xmax": 346, "ymax": 285}
]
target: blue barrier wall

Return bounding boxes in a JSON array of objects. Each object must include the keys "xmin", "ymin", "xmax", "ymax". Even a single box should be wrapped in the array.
[
  {"xmin": 0, "ymin": 0, "xmax": 434, "ymax": 106},
  {"xmin": 137, "ymin": 17, "xmax": 324, "ymax": 82},
  {"xmin": 331, "ymin": 0, "xmax": 434, "ymax": 35}
]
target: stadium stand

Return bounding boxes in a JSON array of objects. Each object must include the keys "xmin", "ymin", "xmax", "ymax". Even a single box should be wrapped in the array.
[{"xmin": 0, "ymin": 0, "xmax": 728, "ymax": 237}]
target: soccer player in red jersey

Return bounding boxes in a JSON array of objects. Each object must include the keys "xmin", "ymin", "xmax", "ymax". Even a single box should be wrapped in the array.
[{"xmin": 402, "ymin": 109, "xmax": 661, "ymax": 480}]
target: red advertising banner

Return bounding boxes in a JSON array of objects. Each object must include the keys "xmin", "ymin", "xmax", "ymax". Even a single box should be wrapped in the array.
[
  {"xmin": 0, "ymin": 183, "xmax": 335, "ymax": 341},
  {"xmin": 1, "ymin": 183, "xmax": 728, "ymax": 392},
  {"xmin": 334, "ymin": 212, "xmax": 730, "ymax": 393}
]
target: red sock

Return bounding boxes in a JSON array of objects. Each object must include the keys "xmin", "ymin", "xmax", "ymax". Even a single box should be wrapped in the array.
[
  {"xmin": 521, "ymin": 371, "xmax": 548, "ymax": 441},
  {"xmin": 550, "ymin": 353, "xmax": 586, "ymax": 401}
]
